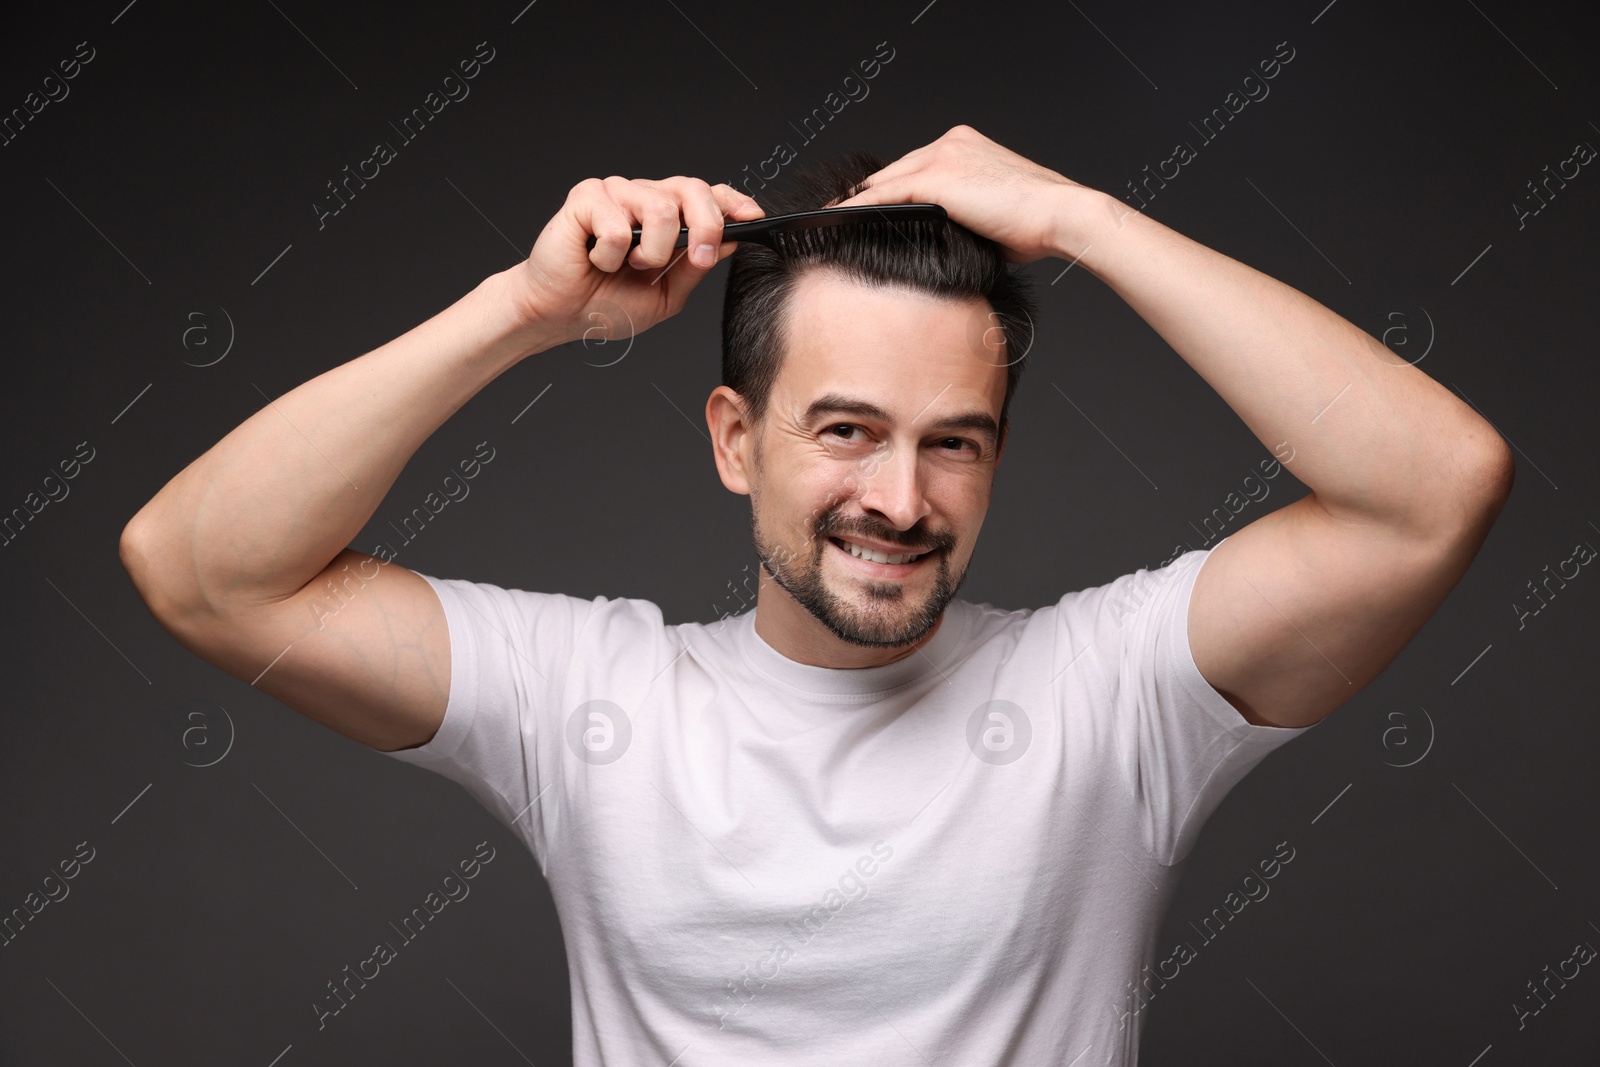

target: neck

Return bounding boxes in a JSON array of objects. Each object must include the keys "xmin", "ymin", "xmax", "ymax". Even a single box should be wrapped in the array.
[{"xmin": 750, "ymin": 569, "xmax": 945, "ymax": 669}]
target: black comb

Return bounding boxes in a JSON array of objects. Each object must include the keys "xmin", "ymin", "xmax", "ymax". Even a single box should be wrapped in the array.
[{"xmin": 583, "ymin": 203, "xmax": 949, "ymax": 252}]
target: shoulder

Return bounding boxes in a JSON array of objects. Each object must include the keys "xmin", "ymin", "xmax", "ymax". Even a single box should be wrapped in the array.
[
  {"xmin": 417, "ymin": 573, "xmax": 670, "ymax": 646},
  {"xmin": 1051, "ymin": 548, "xmax": 1210, "ymax": 626},
  {"xmin": 946, "ymin": 598, "xmax": 1048, "ymax": 664},
  {"xmin": 964, "ymin": 550, "xmax": 1211, "ymax": 682}
]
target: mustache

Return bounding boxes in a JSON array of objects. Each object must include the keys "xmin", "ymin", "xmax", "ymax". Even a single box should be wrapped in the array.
[{"xmin": 815, "ymin": 510, "xmax": 957, "ymax": 555}]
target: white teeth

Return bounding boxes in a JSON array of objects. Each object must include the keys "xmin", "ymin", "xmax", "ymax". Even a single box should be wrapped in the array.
[{"xmin": 838, "ymin": 539, "xmax": 920, "ymax": 566}]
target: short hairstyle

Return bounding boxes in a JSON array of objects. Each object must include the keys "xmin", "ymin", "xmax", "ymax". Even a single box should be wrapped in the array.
[{"xmin": 720, "ymin": 151, "xmax": 1037, "ymax": 432}]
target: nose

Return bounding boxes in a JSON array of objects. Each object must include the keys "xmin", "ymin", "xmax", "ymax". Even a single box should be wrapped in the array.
[{"xmin": 852, "ymin": 438, "xmax": 932, "ymax": 532}]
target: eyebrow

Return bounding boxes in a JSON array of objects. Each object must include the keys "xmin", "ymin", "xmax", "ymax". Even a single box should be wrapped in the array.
[{"xmin": 803, "ymin": 393, "xmax": 1000, "ymax": 446}]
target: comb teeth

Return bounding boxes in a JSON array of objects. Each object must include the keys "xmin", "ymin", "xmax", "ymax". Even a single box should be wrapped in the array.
[{"xmin": 765, "ymin": 219, "xmax": 943, "ymax": 255}]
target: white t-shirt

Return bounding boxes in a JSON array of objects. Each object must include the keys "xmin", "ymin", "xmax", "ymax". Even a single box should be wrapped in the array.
[{"xmin": 381, "ymin": 544, "xmax": 1314, "ymax": 1065}]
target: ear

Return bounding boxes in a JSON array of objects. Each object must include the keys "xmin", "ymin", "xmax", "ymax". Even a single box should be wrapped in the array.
[{"xmin": 706, "ymin": 386, "xmax": 755, "ymax": 495}]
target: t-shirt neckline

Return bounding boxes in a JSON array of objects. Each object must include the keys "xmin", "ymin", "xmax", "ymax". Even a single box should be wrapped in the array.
[{"xmin": 734, "ymin": 600, "xmax": 973, "ymax": 700}]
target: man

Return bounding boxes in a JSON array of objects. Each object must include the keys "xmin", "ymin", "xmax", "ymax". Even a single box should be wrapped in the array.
[{"xmin": 120, "ymin": 126, "xmax": 1512, "ymax": 1064}]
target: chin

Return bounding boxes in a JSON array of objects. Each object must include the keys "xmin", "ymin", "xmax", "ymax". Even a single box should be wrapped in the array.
[{"xmin": 807, "ymin": 559, "xmax": 967, "ymax": 649}]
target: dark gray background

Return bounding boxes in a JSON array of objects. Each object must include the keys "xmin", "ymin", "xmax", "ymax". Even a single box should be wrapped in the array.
[{"xmin": 2, "ymin": 0, "xmax": 1596, "ymax": 1063}]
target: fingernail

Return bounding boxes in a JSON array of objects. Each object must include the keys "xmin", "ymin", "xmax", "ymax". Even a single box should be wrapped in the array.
[{"xmin": 692, "ymin": 243, "xmax": 716, "ymax": 267}]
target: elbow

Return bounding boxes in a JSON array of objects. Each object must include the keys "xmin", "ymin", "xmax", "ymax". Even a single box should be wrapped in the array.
[
  {"xmin": 119, "ymin": 511, "xmax": 163, "ymax": 614},
  {"xmin": 1443, "ymin": 432, "xmax": 1514, "ymax": 541},
  {"xmin": 119, "ymin": 509, "xmax": 194, "ymax": 629},
  {"xmin": 119, "ymin": 511, "xmax": 148, "ymax": 588},
  {"xmin": 1467, "ymin": 434, "xmax": 1516, "ymax": 514},
  {"xmin": 1396, "ymin": 427, "xmax": 1515, "ymax": 547}
]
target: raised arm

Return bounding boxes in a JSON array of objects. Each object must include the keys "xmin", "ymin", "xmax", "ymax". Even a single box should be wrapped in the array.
[
  {"xmin": 120, "ymin": 177, "xmax": 761, "ymax": 751},
  {"xmin": 838, "ymin": 125, "xmax": 1514, "ymax": 729},
  {"xmin": 1064, "ymin": 184, "xmax": 1512, "ymax": 729}
]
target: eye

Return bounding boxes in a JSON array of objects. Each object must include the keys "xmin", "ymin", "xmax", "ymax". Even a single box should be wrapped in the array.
[
  {"xmin": 936, "ymin": 436, "xmax": 978, "ymax": 454},
  {"xmin": 827, "ymin": 424, "xmax": 866, "ymax": 442}
]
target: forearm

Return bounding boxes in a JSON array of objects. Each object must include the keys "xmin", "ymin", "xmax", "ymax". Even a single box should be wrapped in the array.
[
  {"xmin": 123, "ymin": 267, "xmax": 557, "ymax": 617},
  {"xmin": 1060, "ymin": 189, "xmax": 1509, "ymax": 529}
]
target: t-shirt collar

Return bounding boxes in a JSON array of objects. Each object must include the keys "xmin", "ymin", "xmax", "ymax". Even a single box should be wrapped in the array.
[{"xmin": 735, "ymin": 600, "xmax": 973, "ymax": 699}]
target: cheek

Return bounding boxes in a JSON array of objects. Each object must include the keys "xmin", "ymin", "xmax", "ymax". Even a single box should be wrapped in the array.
[
  {"xmin": 928, "ymin": 465, "xmax": 992, "ymax": 517},
  {"xmin": 798, "ymin": 456, "xmax": 874, "ymax": 506},
  {"xmin": 756, "ymin": 470, "xmax": 839, "ymax": 542}
]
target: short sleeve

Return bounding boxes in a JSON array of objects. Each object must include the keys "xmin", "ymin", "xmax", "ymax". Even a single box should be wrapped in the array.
[
  {"xmin": 375, "ymin": 573, "xmax": 592, "ymax": 864},
  {"xmin": 1066, "ymin": 543, "xmax": 1316, "ymax": 866}
]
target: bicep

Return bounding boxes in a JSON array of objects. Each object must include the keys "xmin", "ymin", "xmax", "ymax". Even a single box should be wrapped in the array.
[
  {"xmin": 171, "ymin": 550, "xmax": 450, "ymax": 752},
  {"xmin": 1189, "ymin": 494, "xmax": 1488, "ymax": 729}
]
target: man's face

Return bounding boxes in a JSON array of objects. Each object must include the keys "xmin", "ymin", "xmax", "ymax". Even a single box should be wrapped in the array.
[{"xmin": 744, "ymin": 270, "xmax": 1008, "ymax": 648}]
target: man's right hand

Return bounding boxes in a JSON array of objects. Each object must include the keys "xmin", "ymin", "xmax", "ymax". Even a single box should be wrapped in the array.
[{"xmin": 509, "ymin": 176, "xmax": 766, "ymax": 346}]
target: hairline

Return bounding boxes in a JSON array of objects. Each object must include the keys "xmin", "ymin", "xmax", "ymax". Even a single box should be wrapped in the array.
[{"xmin": 744, "ymin": 264, "xmax": 1011, "ymax": 430}]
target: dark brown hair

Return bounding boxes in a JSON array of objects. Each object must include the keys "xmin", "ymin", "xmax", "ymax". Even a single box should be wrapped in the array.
[{"xmin": 720, "ymin": 150, "xmax": 1036, "ymax": 432}]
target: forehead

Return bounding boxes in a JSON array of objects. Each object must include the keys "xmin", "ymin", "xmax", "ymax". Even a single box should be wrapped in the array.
[{"xmin": 773, "ymin": 269, "xmax": 1007, "ymax": 419}]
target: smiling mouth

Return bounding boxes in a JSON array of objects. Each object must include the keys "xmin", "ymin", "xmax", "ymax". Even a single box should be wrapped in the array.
[{"xmin": 828, "ymin": 536, "xmax": 931, "ymax": 567}]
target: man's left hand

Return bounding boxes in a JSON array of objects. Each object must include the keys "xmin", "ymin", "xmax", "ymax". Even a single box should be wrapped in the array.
[{"xmin": 832, "ymin": 125, "xmax": 1098, "ymax": 263}]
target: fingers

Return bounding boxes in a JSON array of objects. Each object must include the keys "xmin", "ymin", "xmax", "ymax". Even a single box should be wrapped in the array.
[
  {"xmin": 712, "ymin": 182, "xmax": 766, "ymax": 222},
  {"xmin": 833, "ymin": 170, "xmax": 918, "ymax": 209},
  {"xmin": 710, "ymin": 182, "xmax": 765, "ymax": 261},
  {"xmin": 656, "ymin": 177, "xmax": 722, "ymax": 268},
  {"xmin": 830, "ymin": 147, "xmax": 933, "ymax": 208},
  {"xmin": 648, "ymin": 177, "xmax": 764, "ymax": 267},
  {"xmin": 830, "ymin": 128, "xmax": 978, "ymax": 207},
  {"xmin": 568, "ymin": 176, "xmax": 764, "ymax": 275},
  {"xmin": 591, "ymin": 176, "xmax": 674, "ymax": 270},
  {"xmin": 567, "ymin": 178, "xmax": 635, "ymax": 273}
]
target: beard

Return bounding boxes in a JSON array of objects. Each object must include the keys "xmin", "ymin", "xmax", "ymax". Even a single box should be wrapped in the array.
[{"xmin": 751, "ymin": 495, "xmax": 967, "ymax": 649}]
